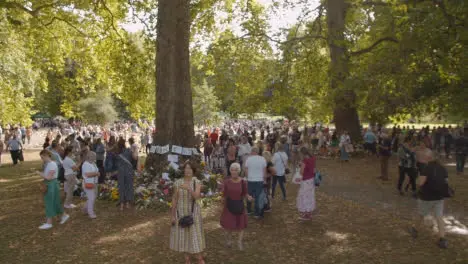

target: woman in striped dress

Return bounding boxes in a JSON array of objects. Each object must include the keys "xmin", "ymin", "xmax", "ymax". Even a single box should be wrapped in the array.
[{"xmin": 170, "ymin": 161, "xmax": 206, "ymax": 264}]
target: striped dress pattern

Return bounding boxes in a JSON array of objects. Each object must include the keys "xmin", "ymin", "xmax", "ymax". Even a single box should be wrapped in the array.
[{"xmin": 170, "ymin": 178, "xmax": 206, "ymax": 254}]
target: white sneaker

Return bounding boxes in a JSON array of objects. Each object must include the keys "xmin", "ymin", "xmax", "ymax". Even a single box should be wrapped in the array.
[
  {"xmin": 39, "ymin": 223, "xmax": 53, "ymax": 230},
  {"xmin": 64, "ymin": 204, "xmax": 77, "ymax": 209},
  {"xmin": 60, "ymin": 214, "xmax": 70, "ymax": 224}
]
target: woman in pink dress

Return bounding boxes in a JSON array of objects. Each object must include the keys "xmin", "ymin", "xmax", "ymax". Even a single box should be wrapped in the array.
[
  {"xmin": 295, "ymin": 147, "xmax": 316, "ymax": 221},
  {"xmin": 220, "ymin": 162, "xmax": 252, "ymax": 250}
]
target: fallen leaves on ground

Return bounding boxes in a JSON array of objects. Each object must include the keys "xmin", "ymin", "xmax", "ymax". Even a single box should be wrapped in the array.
[{"xmin": 0, "ymin": 153, "xmax": 467, "ymax": 264}]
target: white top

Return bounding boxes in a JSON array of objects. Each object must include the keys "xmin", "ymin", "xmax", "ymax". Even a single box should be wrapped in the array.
[
  {"xmin": 82, "ymin": 161, "xmax": 98, "ymax": 184},
  {"xmin": 63, "ymin": 156, "xmax": 77, "ymax": 176},
  {"xmin": 245, "ymin": 155, "xmax": 266, "ymax": 182},
  {"xmin": 43, "ymin": 161, "xmax": 58, "ymax": 179},
  {"xmin": 237, "ymin": 143, "xmax": 252, "ymax": 157},
  {"xmin": 272, "ymin": 151, "xmax": 288, "ymax": 176},
  {"xmin": 340, "ymin": 135, "xmax": 351, "ymax": 145}
]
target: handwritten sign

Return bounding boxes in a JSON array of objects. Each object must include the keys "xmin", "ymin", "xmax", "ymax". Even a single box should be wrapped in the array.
[
  {"xmin": 171, "ymin": 145, "xmax": 183, "ymax": 154},
  {"xmin": 182, "ymin": 147, "xmax": 192, "ymax": 156},
  {"xmin": 160, "ymin": 145, "xmax": 170, "ymax": 154},
  {"xmin": 150, "ymin": 146, "xmax": 157, "ymax": 153}
]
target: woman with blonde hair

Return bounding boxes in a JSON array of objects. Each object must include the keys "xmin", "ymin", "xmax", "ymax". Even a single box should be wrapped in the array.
[
  {"xmin": 62, "ymin": 146, "xmax": 79, "ymax": 209},
  {"xmin": 82, "ymin": 151, "xmax": 99, "ymax": 219},
  {"xmin": 37, "ymin": 150, "xmax": 70, "ymax": 229}
]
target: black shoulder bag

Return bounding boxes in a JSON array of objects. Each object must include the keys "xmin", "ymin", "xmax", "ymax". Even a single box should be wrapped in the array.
[
  {"xmin": 280, "ymin": 154, "xmax": 291, "ymax": 175},
  {"xmin": 226, "ymin": 180, "xmax": 245, "ymax": 215},
  {"xmin": 178, "ymin": 180, "xmax": 196, "ymax": 228}
]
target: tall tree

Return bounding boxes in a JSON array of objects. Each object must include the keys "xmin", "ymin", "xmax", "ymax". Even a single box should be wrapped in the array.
[
  {"xmin": 154, "ymin": 0, "xmax": 194, "ymax": 146},
  {"xmin": 326, "ymin": 0, "xmax": 360, "ymax": 139}
]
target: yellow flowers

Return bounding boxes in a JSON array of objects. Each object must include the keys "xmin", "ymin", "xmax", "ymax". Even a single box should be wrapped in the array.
[{"xmin": 111, "ymin": 188, "xmax": 119, "ymax": 201}]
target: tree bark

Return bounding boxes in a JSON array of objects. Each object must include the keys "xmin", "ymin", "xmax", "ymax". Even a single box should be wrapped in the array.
[
  {"xmin": 154, "ymin": 0, "xmax": 194, "ymax": 147},
  {"xmin": 326, "ymin": 0, "xmax": 361, "ymax": 141}
]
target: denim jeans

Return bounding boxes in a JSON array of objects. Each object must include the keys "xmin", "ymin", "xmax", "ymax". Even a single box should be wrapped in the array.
[
  {"xmin": 456, "ymin": 154, "xmax": 466, "ymax": 173},
  {"xmin": 247, "ymin": 181, "xmax": 264, "ymax": 216},
  {"xmin": 272, "ymin": 175, "xmax": 286, "ymax": 199}
]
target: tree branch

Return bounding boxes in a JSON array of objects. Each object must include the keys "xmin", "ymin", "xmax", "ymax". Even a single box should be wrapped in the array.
[
  {"xmin": 360, "ymin": 1, "xmax": 393, "ymax": 6},
  {"xmin": 99, "ymin": 0, "xmax": 124, "ymax": 41},
  {"xmin": 42, "ymin": 17, "xmax": 92, "ymax": 37},
  {"xmin": 0, "ymin": 1, "xmax": 60, "ymax": 16},
  {"xmin": 350, "ymin": 37, "xmax": 398, "ymax": 56}
]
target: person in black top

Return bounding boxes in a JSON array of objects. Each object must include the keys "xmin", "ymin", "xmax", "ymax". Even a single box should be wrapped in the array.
[
  {"xmin": 251, "ymin": 129, "xmax": 256, "ymax": 142},
  {"xmin": 434, "ymin": 127, "xmax": 442, "ymax": 153},
  {"xmin": 454, "ymin": 129, "xmax": 467, "ymax": 174},
  {"xmin": 409, "ymin": 152, "xmax": 449, "ymax": 249},
  {"xmin": 378, "ymin": 131, "xmax": 392, "ymax": 181},
  {"xmin": 266, "ymin": 132, "xmax": 276, "ymax": 152},
  {"xmin": 444, "ymin": 127, "xmax": 453, "ymax": 159},
  {"xmin": 262, "ymin": 151, "xmax": 276, "ymax": 213},
  {"xmin": 219, "ymin": 130, "xmax": 229, "ymax": 148},
  {"xmin": 43, "ymin": 137, "xmax": 51, "ymax": 150},
  {"xmin": 397, "ymin": 137, "xmax": 417, "ymax": 197}
]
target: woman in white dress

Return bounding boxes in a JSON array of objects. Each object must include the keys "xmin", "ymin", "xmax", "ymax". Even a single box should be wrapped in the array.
[{"xmin": 82, "ymin": 151, "xmax": 99, "ymax": 219}]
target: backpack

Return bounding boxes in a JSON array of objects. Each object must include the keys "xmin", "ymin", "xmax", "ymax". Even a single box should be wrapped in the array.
[{"xmin": 314, "ymin": 171, "xmax": 322, "ymax": 187}]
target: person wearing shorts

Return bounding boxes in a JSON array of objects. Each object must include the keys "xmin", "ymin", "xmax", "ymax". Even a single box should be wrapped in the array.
[{"xmin": 409, "ymin": 153, "xmax": 449, "ymax": 249}]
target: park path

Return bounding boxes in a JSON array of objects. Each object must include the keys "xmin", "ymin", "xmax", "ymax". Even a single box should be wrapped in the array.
[{"xmin": 315, "ymin": 156, "xmax": 468, "ymax": 234}]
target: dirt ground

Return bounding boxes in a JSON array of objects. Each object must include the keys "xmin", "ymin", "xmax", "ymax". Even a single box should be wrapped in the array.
[{"xmin": 1, "ymin": 148, "xmax": 467, "ymax": 264}]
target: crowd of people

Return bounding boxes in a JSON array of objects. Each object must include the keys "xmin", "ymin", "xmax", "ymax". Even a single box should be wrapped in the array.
[{"xmin": 0, "ymin": 119, "xmax": 467, "ymax": 261}]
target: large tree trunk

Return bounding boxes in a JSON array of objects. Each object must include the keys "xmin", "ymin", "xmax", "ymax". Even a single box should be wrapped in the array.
[
  {"xmin": 326, "ymin": 0, "xmax": 361, "ymax": 141},
  {"xmin": 145, "ymin": 0, "xmax": 195, "ymax": 177},
  {"xmin": 154, "ymin": 0, "xmax": 194, "ymax": 146}
]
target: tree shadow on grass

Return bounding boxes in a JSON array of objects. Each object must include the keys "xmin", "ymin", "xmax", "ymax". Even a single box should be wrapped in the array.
[{"xmin": 2, "ymin": 157, "xmax": 468, "ymax": 264}]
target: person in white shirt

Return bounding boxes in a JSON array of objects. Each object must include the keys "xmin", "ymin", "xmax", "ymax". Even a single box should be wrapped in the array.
[
  {"xmin": 37, "ymin": 150, "xmax": 70, "ymax": 230},
  {"xmin": 237, "ymin": 136, "xmax": 252, "ymax": 167},
  {"xmin": 82, "ymin": 151, "xmax": 99, "ymax": 219},
  {"xmin": 62, "ymin": 146, "xmax": 78, "ymax": 209},
  {"xmin": 6, "ymin": 134, "xmax": 23, "ymax": 165},
  {"xmin": 339, "ymin": 131, "xmax": 351, "ymax": 161},
  {"xmin": 272, "ymin": 144, "xmax": 289, "ymax": 200},
  {"xmin": 244, "ymin": 147, "xmax": 267, "ymax": 218}
]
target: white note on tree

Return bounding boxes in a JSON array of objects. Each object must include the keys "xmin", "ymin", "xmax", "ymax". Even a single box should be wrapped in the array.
[
  {"xmin": 150, "ymin": 146, "xmax": 157, "ymax": 153},
  {"xmin": 182, "ymin": 147, "xmax": 192, "ymax": 156},
  {"xmin": 160, "ymin": 145, "xmax": 170, "ymax": 154},
  {"xmin": 168, "ymin": 154, "xmax": 179, "ymax": 163},
  {"xmin": 172, "ymin": 145, "xmax": 183, "ymax": 154}
]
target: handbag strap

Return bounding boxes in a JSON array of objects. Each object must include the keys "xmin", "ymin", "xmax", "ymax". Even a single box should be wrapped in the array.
[
  {"xmin": 119, "ymin": 153, "xmax": 133, "ymax": 167},
  {"xmin": 279, "ymin": 153, "xmax": 287, "ymax": 171},
  {"xmin": 191, "ymin": 180, "xmax": 196, "ymax": 214}
]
